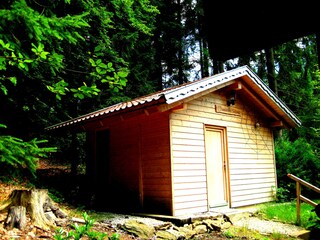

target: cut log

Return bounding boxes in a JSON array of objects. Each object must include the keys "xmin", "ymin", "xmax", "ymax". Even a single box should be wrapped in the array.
[
  {"xmin": 5, "ymin": 206, "xmax": 27, "ymax": 230},
  {"xmin": 0, "ymin": 189, "xmax": 67, "ymax": 230}
]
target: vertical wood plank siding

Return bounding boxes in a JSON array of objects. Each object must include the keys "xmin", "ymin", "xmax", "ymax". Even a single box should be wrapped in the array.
[
  {"xmin": 109, "ymin": 112, "xmax": 172, "ymax": 214},
  {"xmin": 170, "ymin": 91, "xmax": 276, "ymax": 216}
]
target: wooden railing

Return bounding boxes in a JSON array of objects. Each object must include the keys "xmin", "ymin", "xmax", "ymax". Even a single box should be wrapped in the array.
[{"xmin": 287, "ymin": 173, "xmax": 320, "ymax": 225}]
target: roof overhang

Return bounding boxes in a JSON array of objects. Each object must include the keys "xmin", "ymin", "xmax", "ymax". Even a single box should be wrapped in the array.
[
  {"xmin": 236, "ymin": 71, "xmax": 301, "ymax": 128},
  {"xmin": 46, "ymin": 66, "xmax": 301, "ymax": 131},
  {"xmin": 162, "ymin": 66, "xmax": 301, "ymax": 129}
]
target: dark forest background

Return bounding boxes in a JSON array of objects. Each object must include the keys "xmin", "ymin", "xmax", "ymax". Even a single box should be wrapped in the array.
[{"xmin": 1, "ymin": 0, "xmax": 319, "ymax": 201}]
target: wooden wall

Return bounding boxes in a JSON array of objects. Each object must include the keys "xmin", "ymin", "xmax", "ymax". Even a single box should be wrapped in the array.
[
  {"xmin": 108, "ymin": 119, "xmax": 141, "ymax": 211},
  {"xmin": 170, "ymin": 90, "xmax": 276, "ymax": 216},
  {"xmin": 140, "ymin": 113, "xmax": 172, "ymax": 214},
  {"xmin": 88, "ymin": 111, "xmax": 172, "ymax": 214}
]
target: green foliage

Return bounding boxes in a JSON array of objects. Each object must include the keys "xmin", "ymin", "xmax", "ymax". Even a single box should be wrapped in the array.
[
  {"xmin": 307, "ymin": 211, "xmax": 320, "ymax": 232},
  {"xmin": 0, "ymin": 0, "xmax": 161, "ymax": 180},
  {"xmin": 89, "ymin": 54, "xmax": 128, "ymax": 93},
  {"xmin": 275, "ymin": 133, "xmax": 320, "ymax": 200},
  {"xmin": 0, "ymin": 0, "xmax": 159, "ymax": 131},
  {"xmin": 0, "ymin": 1, "xmax": 90, "ymax": 94},
  {"xmin": 0, "ymin": 124, "xmax": 57, "ymax": 179},
  {"xmin": 47, "ymin": 80, "xmax": 70, "ymax": 100},
  {"xmin": 271, "ymin": 186, "xmax": 290, "ymax": 203},
  {"xmin": 259, "ymin": 200, "xmax": 320, "ymax": 238},
  {"xmin": 0, "ymin": 0, "xmax": 157, "ymax": 105},
  {"xmin": 53, "ymin": 212, "xmax": 120, "ymax": 240},
  {"xmin": 259, "ymin": 201, "xmax": 315, "ymax": 228},
  {"xmin": 221, "ymin": 229, "xmax": 235, "ymax": 238},
  {"xmin": 47, "ymin": 48, "xmax": 129, "ymax": 100},
  {"xmin": 48, "ymin": 188, "xmax": 65, "ymax": 204}
]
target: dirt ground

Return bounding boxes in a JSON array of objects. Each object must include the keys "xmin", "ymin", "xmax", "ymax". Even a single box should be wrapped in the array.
[
  {"xmin": 0, "ymin": 159, "xmax": 237, "ymax": 240},
  {"xmin": 0, "ymin": 159, "xmax": 304, "ymax": 240}
]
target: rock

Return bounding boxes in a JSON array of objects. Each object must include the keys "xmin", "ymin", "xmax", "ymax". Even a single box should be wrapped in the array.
[
  {"xmin": 53, "ymin": 208, "xmax": 67, "ymax": 218},
  {"xmin": 44, "ymin": 211, "xmax": 56, "ymax": 223},
  {"xmin": 121, "ymin": 219, "xmax": 155, "ymax": 239},
  {"xmin": 184, "ymin": 223, "xmax": 193, "ymax": 229},
  {"xmin": 156, "ymin": 222, "xmax": 174, "ymax": 230},
  {"xmin": 165, "ymin": 228, "xmax": 185, "ymax": 239},
  {"xmin": 193, "ymin": 224, "xmax": 207, "ymax": 234},
  {"xmin": 221, "ymin": 221, "xmax": 231, "ymax": 229},
  {"xmin": 291, "ymin": 229, "xmax": 310, "ymax": 240},
  {"xmin": 177, "ymin": 226, "xmax": 196, "ymax": 239},
  {"xmin": 55, "ymin": 218, "xmax": 68, "ymax": 227},
  {"xmin": 228, "ymin": 212, "xmax": 250, "ymax": 223},
  {"xmin": 156, "ymin": 230, "xmax": 177, "ymax": 240},
  {"xmin": 27, "ymin": 231, "xmax": 36, "ymax": 238},
  {"xmin": 202, "ymin": 218, "xmax": 222, "ymax": 231}
]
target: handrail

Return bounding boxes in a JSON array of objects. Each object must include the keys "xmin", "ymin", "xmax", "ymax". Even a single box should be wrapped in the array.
[{"xmin": 287, "ymin": 173, "xmax": 320, "ymax": 225}]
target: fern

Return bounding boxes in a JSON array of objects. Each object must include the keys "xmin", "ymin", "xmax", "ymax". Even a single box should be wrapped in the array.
[{"xmin": 0, "ymin": 124, "xmax": 57, "ymax": 178}]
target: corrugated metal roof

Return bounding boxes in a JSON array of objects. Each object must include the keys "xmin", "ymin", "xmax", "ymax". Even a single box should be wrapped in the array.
[
  {"xmin": 46, "ymin": 66, "xmax": 301, "ymax": 130},
  {"xmin": 46, "ymin": 92, "xmax": 166, "ymax": 130}
]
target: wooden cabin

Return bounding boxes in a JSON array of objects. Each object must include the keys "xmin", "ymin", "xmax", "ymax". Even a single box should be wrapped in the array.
[{"xmin": 47, "ymin": 66, "xmax": 301, "ymax": 216}]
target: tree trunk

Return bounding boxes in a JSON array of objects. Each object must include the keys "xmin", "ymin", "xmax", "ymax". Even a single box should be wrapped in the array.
[
  {"xmin": 0, "ymin": 189, "xmax": 67, "ymax": 230},
  {"xmin": 5, "ymin": 206, "xmax": 27, "ymax": 230},
  {"xmin": 265, "ymin": 47, "xmax": 282, "ymax": 138},
  {"xmin": 265, "ymin": 47, "xmax": 277, "ymax": 94}
]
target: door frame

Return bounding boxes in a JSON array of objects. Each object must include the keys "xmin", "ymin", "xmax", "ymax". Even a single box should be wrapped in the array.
[{"xmin": 204, "ymin": 125, "xmax": 230, "ymax": 209}]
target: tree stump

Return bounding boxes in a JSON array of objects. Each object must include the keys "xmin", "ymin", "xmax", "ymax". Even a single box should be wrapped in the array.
[
  {"xmin": 0, "ymin": 189, "xmax": 67, "ymax": 230},
  {"xmin": 5, "ymin": 206, "xmax": 27, "ymax": 230}
]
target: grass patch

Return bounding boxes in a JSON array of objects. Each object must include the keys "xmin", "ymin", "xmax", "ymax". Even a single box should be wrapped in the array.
[
  {"xmin": 222, "ymin": 225, "xmax": 297, "ymax": 240},
  {"xmin": 222, "ymin": 225, "xmax": 263, "ymax": 239},
  {"xmin": 86, "ymin": 211, "xmax": 117, "ymax": 222},
  {"xmin": 258, "ymin": 200, "xmax": 318, "ymax": 228}
]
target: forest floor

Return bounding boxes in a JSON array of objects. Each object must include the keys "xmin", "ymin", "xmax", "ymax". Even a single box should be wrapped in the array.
[{"xmin": 0, "ymin": 159, "xmax": 308, "ymax": 239}]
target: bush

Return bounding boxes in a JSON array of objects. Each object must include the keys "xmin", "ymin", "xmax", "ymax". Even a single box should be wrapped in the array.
[
  {"xmin": 54, "ymin": 212, "xmax": 120, "ymax": 240},
  {"xmin": 0, "ymin": 124, "xmax": 57, "ymax": 180},
  {"xmin": 275, "ymin": 135, "xmax": 320, "ymax": 201}
]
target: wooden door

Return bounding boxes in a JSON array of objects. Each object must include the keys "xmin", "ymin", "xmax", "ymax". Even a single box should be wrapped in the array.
[{"xmin": 205, "ymin": 126, "xmax": 229, "ymax": 208}]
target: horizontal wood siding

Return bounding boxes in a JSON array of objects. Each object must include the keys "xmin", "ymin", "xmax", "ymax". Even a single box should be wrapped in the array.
[
  {"xmin": 170, "ymin": 91, "xmax": 276, "ymax": 215},
  {"xmin": 109, "ymin": 121, "xmax": 141, "ymax": 211},
  {"xmin": 107, "ymin": 112, "xmax": 171, "ymax": 214},
  {"xmin": 170, "ymin": 105, "xmax": 208, "ymax": 216},
  {"xmin": 141, "ymin": 113, "xmax": 172, "ymax": 215}
]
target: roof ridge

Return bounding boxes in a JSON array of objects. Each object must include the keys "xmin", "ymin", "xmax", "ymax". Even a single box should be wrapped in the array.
[{"xmin": 46, "ymin": 65, "xmax": 301, "ymax": 131}]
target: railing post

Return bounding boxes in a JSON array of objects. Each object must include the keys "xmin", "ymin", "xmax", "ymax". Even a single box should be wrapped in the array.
[
  {"xmin": 288, "ymin": 173, "xmax": 320, "ymax": 226},
  {"xmin": 296, "ymin": 181, "xmax": 301, "ymax": 225}
]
